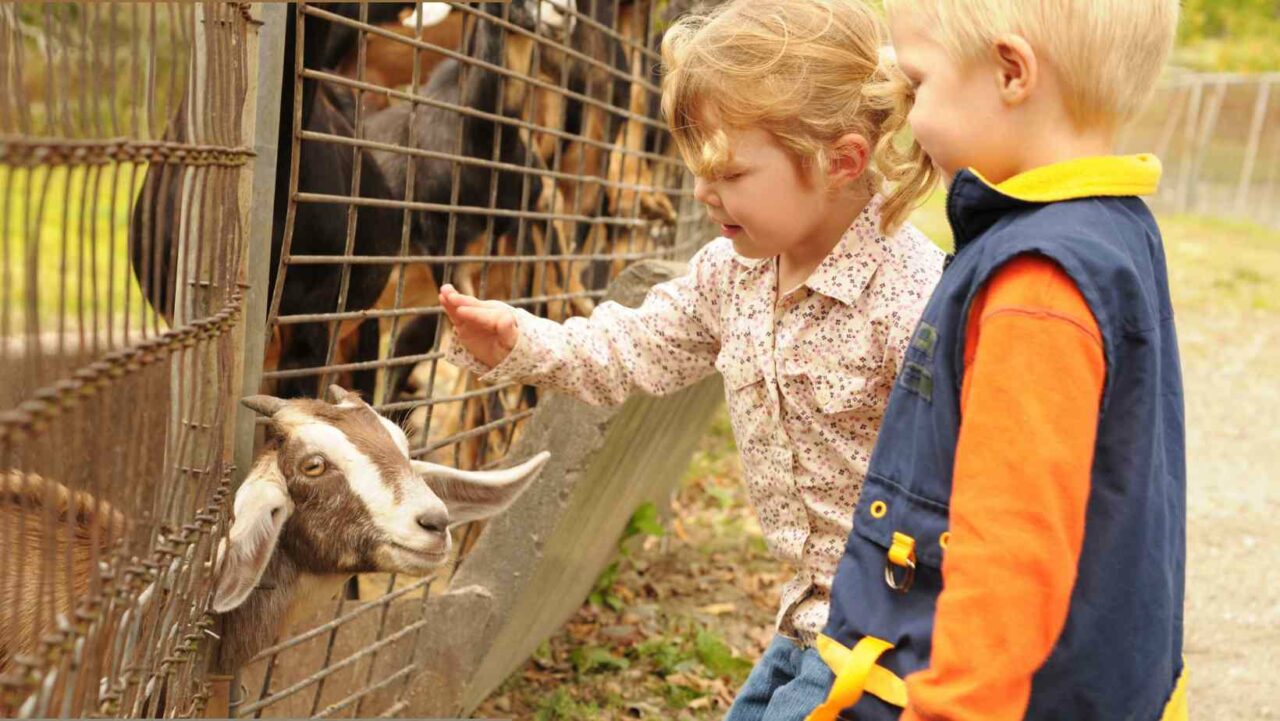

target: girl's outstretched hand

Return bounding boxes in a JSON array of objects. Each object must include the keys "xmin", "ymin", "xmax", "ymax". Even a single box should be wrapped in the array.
[{"xmin": 439, "ymin": 284, "xmax": 519, "ymax": 369}]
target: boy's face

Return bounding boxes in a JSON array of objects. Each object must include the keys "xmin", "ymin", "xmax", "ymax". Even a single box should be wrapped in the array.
[
  {"xmin": 691, "ymin": 126, "xmax": 835, "ymax": 260},
  {"xmin": 890, "ymin": 10, "xmax": 1024, "ymax": 185}
]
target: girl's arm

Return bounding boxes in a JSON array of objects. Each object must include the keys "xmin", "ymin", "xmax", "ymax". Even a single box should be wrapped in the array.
[{"xmin": 442, "ymin": 241, "xmax": 731, "ymax": 407}]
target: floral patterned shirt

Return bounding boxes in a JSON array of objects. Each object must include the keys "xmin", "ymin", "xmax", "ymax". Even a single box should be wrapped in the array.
[{"xmin": 448, "ymin": 195, "xmax": 945, "ymax": 644}]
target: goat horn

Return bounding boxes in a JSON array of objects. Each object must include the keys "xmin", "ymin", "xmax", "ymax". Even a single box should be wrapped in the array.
[
  {"xmin": 241, "ymin": 395, "xmax": 287, "ymax": 417},
  {"xmin": 327, "ymin": 385, "xmax": 351, "ymax": 404}
]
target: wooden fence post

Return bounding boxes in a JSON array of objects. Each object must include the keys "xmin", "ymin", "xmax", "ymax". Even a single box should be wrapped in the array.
[
  {"xmin": 1235, "ymin": 78, "xmax": 1273, "ymax": 217},
  {"xmin": 1185, "ymin": 79, "xmax": 1227, "ymax": 215},
  {"xmin": 1175, "ymin": 78, "xmax": 1205, "ymax": 215}
]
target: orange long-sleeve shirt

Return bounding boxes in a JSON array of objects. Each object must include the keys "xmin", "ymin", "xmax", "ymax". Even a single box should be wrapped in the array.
[{"xmin": 901, "ymin": 255, "xmax": 1106, "ymax": 721}]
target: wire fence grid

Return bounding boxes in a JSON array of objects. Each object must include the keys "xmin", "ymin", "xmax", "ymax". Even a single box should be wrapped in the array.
[{"xmin": 1, "ymin": 1, "xmax": 256, "ymax": 716}]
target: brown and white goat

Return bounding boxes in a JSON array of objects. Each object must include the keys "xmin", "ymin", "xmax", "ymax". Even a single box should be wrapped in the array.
[
  {"xmin": 0, "ymin": 387, "xmax": 548, "ymax": 683},
  {"xmin": 211, "ymin": 386, "xmax": 548, "ymax": 672}
]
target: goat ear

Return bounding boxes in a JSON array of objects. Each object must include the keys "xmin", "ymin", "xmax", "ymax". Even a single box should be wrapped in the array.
[
  {"xmin": 327, "ymin": 385, "xmax": 353, "ymax": 405},
  {"xmin": 242, "ymin": 395, "xmax": 286, "ymax": 417},
  {"xmin": 411, "ymin": 451, "xmax": 549, "ymax": 526},
  {"xmin": 212, "ymin": 477, "xmax": 291, "ymax": 613}
]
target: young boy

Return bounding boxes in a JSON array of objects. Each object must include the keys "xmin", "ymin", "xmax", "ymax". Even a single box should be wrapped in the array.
[
  {"xmin": 806, "ymin": 2, "xmax": 1187, "ymax": 720},
  {"xmin": 440, "ymin": 2, "xmax": 946, "ymax": 717}
]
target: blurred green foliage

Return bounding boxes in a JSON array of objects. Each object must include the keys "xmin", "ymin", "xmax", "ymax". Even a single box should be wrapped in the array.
[
  {"xmin": 868, "ymin": 0, "xmax": 1280, "ymax": 72},
  {"xmin": 1177, "ymin": 0, "xmax": 1280, "ymax": 72}
]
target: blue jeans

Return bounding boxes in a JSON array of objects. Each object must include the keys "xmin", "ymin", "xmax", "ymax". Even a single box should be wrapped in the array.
[{"xmin": 724, "ymin": 635, "xmax": 834, "ymax": 721}]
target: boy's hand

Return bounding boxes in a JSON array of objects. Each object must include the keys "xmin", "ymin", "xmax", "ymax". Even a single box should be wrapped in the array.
[{"xmin": 439, "ymin": 284, "xmax": 519, "ymax": 369}]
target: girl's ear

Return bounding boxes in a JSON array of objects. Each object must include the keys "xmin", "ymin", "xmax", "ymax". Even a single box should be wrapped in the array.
[{"xmin": 828, "ymin": 133, "xmax": 872, "ymax": 188}]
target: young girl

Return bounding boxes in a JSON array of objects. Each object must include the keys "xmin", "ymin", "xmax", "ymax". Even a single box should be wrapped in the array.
[{"xmin": 442, "ymin": 1, "xmax": 942, "ymax": 717}]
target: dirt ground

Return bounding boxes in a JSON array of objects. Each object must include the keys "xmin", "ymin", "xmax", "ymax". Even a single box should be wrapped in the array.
[
  {"xmin": 475, "ymin": 211, "xmax": 1280, "ymax": 720},
  {"xmin": 1163, "ymin": 215, "xmax": 1279, "ymax": 720}
]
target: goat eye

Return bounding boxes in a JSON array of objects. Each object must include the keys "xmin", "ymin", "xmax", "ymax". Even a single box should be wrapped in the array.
[{"xmin": 300, "ymin": 455, "xmax": 327, "ymax": 477}]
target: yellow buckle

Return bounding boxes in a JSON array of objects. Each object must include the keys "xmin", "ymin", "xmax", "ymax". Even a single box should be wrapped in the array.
[{"xmin": 884, "ymin": 532, "xmax": 916, "ymax": 593}]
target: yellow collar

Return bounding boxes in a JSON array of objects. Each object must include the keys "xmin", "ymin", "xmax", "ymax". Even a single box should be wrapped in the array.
[{"xmin": 971, "ymin": 154, "xmax": 1162, "ymax": 203}]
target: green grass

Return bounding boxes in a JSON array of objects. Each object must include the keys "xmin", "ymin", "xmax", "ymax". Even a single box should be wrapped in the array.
[
  {"xmin": 907, "ymin": 189, "xmax": 954, "ymax": 253},
  {"xmin": 1177, "ymin": 0, "xmax": 1280, "ymax": 72},
  {"xmin": 533, "ymin": 688, "xmax": 601, "ymax": 721},
  {"xmin": 10, "ymin": 3, "xmax": 191, "ymax": 137},
  {"xmin": 1161, "ymin": 213, "xmax": 1280, "ymax": 314},
  {"xmin": 1, "ymin": 163, "xmax": 159, "ymax": 336},
  {"xmin": 905, "ymin": 187, "xmax": 1280, "ymax": 316}
]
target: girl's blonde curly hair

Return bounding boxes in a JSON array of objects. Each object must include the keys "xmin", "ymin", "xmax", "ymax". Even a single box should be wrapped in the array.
[{"xmin": 660, "ymin": 0, "xmax": 936, "ymax": 233}]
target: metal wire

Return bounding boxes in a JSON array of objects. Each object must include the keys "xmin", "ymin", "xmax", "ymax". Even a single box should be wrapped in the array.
[
  {"xmin": 298, "ymin": 129, "xmax": 685, "ymax": 195},
  {"xmin": 294, "ymin": 189, "xmax": 659, "ymax": 226},
  {"xmin": 233, "ymin": 619, "xmax": 429, "ymax": 717},
  {"xmin": 242, "ymin": 576, "xmax": 437, "ymax": 667},
  {"xmin": 304, "ymin": 4, "xmax": 670, "ymax": 133},
  {"xmin": 299, "ymin": 67, "xmax": 679, "ymax": 166},
  {"xmin": 1, "ymin": 2, "xmax": 254, "ymax": 715},
  {"xmin": 274, "ymin": 290, "xmax": 608, "ymax": 326}
]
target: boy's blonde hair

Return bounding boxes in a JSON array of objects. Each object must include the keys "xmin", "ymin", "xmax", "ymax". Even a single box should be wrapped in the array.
[
  {"xmin": 660, "ymin": 0, "xmax": 934, "ymax": 233},
  {"xmin": 885, "ymin": 0, "xmax": 1179, "ymax": 129}
]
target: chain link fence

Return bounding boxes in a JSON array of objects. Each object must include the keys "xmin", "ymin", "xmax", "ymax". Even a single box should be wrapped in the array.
[{"xmin": 0, "ymin": 2, "xmax": 258, "ymax": 715}]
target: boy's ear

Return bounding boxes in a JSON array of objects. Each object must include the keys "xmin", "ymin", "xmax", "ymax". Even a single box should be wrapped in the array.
[
  {"xmin": 828, "ymin": 133, "xmax": 871, "ymax": 188},
  {"xmin": 992, "ymin": 33, "xmax": 1038, "ymax": 106}
]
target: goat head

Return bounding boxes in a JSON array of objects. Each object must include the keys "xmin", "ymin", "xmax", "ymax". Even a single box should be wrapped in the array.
[{"xmin": 213, "ymin": 386, "xmax": 548, "ymax": 612}]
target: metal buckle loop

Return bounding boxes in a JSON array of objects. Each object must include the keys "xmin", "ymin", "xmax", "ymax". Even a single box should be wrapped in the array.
[
  {"xmin": 883, "ymin": 556, "xmax": 916, "ymax": 593},
  {"xmin": 884, "ymin": 532, "xmax": 917, "ymax": 593}
]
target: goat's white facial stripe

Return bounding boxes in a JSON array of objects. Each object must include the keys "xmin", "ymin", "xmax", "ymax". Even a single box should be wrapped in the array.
[
  {"xmin": 538, "ymin": 0, "xmax": 574, "ymax": 31},
  {"xmin": 285, "ymin": 415, "xmax": 446, "ymax": 550},
  {"xmin": 403, "ymin": 2, "xmax": 452, "ymax": 29},
  {"xmin": 377, "ymin": 415, "xmax": 411, "ymax": 457}
]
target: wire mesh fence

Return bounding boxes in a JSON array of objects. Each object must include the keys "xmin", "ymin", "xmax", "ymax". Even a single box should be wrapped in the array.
[
  {"xmin": 1, "ymin": 0, "xmax": 706, "ymax": 716},
  {"xmin": 233, "ymin": 1, "xmax": 701, "ymax": 716},
  {"xmin": 0, "ymin": 1, "xmax": 256, "ymax": 716},
  {"xmin": 14, "ymin": 2, "xmax": 1272, "ymax": 718},
  {"xmin": 1121, "ymin": 70, "xmax": 1280, "ymax": 229}
]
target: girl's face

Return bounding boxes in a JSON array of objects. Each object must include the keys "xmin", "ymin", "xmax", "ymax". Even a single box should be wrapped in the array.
[{"xmin": 691, "ymin": 127, "xmax": 838, "ymax": 260}]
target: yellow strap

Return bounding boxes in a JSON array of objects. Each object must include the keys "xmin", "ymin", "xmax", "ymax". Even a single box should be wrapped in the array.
[
  {"xmin": 810, "ymin": 640, "xmax": 1186, "ymax": 721},
  {"xmin": 888, "ymin": 532, "xmax": 916, "ymax": 567},
  {"xmin": 866, "ymin": 664, "xmax": 908, "ymax": 708},
  {"xmin": 1160, "ymin": 665, "xmax": 1188, "ymax": 721},
  {"xmin": 807, "ymin": 634, "xmax": 907, "ymax": 721}
]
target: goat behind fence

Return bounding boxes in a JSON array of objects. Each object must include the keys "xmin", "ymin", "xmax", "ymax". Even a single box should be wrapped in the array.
[
  {"xmin": 229, "ymin": 2, "xmax": 697, "ymax": 714},
  {"xmin": 1, "ymin": 0, "xmax": 698, "ymax": 716}
]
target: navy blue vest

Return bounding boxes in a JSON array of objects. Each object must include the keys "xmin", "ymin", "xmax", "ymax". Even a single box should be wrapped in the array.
[{"xmin": 820, "ymin": 165, "xmax": 1186, "ymax": 720}]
